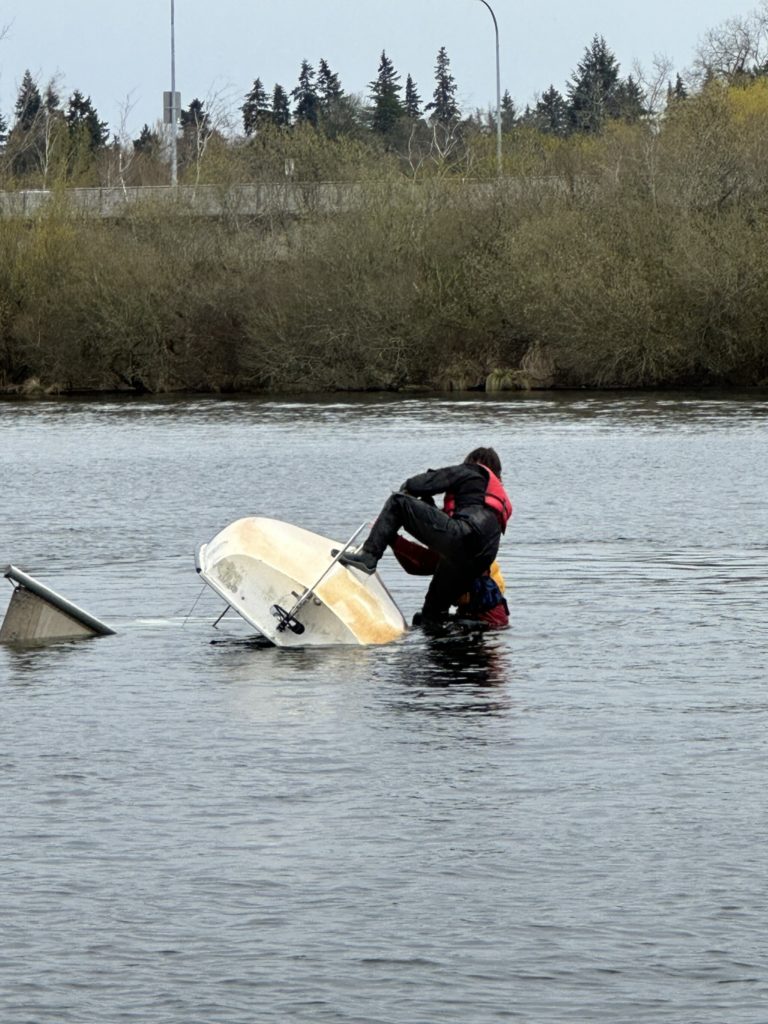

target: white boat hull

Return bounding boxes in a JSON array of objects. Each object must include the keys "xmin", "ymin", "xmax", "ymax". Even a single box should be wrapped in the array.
[{"xmin": 196, "ymin": 517, "xmax": 407, "ymax": 647}]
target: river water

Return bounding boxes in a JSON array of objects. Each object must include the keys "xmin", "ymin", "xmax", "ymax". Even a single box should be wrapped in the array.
[{"xmin": 0, "ymin": 392, "xmax": 766, "ymax": 1023}]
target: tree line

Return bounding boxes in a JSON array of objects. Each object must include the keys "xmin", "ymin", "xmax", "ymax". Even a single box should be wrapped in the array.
[
  {"xmin": 237, "ymin": 38, "xmax": 646, "ymax": 141},
  {"xmin": 2, "ymin": 68, "xmax": 768, "ymax": 395},
  {"xmin": 2, "ymin": 5, "xmax": 768, "ymax": 395},
  {"xmin": 1, "ymin": 3, "xmax": 767, "ymax": 188}
]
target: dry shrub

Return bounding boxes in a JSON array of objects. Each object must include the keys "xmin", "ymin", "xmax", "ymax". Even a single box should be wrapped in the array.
[{"xmin": 2, "ymin": 88, "xmax": 768, "ymax": 394}]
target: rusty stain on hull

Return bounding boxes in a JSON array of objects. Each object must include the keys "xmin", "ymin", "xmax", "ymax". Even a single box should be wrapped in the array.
[{"xmin": 315, "ymin": 574, "xmax": 402, "ymax": 645}]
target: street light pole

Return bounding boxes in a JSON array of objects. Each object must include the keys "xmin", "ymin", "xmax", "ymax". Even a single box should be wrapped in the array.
[
  {"xmin": 477, "ymin": 0, "xmax": 502, "ymax": 177},
  {"xmin": 170, "ymin": 0, "xmax": 178, "ymax": 186}
]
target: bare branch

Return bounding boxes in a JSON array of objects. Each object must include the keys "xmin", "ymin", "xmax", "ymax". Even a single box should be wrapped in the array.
[
  {"xmin": 633, "ymin": 54, "xmax": 674, "ymax": 118},
  {"xmin": 692, "ymin": 1, "xmax": 768, "ymax": 83}
]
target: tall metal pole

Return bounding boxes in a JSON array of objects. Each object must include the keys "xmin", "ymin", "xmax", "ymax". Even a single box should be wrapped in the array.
[
  {"xmin": 477, "ymin": 0, "xmax": 502, "ymax": 177},
  {"xmin": 170, "ymin": 0, "xmax": 178, "ymax": 186}
]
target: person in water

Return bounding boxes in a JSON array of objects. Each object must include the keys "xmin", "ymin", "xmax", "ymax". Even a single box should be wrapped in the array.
[
  {"xmin": 391, "ymin": 534, "xmax": 510, "ymax": 628},
  {"xmin": 339, "ymin": 447, "xmax": 512, "ymax": 622}
]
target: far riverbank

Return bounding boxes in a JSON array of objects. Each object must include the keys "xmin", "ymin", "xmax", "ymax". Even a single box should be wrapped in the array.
[{"xmin": 2, "ymin": 174, "xmax": 767, "ymax": 396}]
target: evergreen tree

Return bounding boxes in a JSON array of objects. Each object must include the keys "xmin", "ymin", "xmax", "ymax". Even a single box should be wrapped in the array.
[
  {"xmin": 533, "ymin": 85, "xmax": 570, "ymax": 136},
  {"xmin": 404, "ymin": 74, "xmax": 421, "ymax": 119},
  {"xmin": 7, "ymin": 76, "xmax": 63, "ymax": 178},
  {"xmin": 614, "ymin": 75, "xmax": 646, "ymax": 122},
  {"xmin": 0, "ymin": 110, "xmax": 7, "ymax": 146},
  {"xmin": 44, "ymin": 82, "xmax": 60, "ymax": 113},
  {"xmin": 425, "ymin": 46, "xmax": 459, "ymax": 125},
  {"xmin": 181, "ymin": 98, "xmax": 211, "ymax": 134},
  {"xmin": 14, "ymin": 70, "xmax": 42, "ymax": 131},
  {"xmin": 500, "ymin": 90, "xmax": 516, "ymax": 131},
  {"xmin": 242, "ymin": 77, "xmax": 271, "ymax": 135},
  {"xmin": 133, "ymin": 123, "xmax": 160, "ymax": 154},
  {"xmin": 369, "ymin": 50, "xmax": 404, "ymax": 134},
  {"xmin": 292, "ymin": 60, "xmax": 319, "ymax": 126},
  {"xmin": 666, "ymin": 73, "xmax": 688, "ymax": 105},
  {"xmin": 317, "ymin": 58, "xmax": 349, "ymax": 136},
  {"xmin": 317, "ymin": 58, "xmax": 344, "ymax": 109},
  {"xmin": 567, "ymin": 35, "xmax": 621, "ymax": 134},
  {"xmin": 65, "ymin": 90, "xmax": 109, "ymax": 150},
  {"xmin": 271, "ymin": 84, "xmax": 291, "ymax": 127}
]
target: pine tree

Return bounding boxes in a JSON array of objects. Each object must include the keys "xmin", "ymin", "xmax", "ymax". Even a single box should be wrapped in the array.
[
  {"xmin": 66, "ymin": 90, "xmax": 109, "ymax": 150},
  {"xmin": 44, "ymin": 82, "xmax": 60, "ymax": 112},
  {"xmin": 425, "ymin": 46, "xmax": 459, "ymax": 125},
  {"xmin": 567, "ymin": 35, "xmax": 621, "ymax": 134},
  {"xmin": 666, "ymin": 73, "xmax": 688, "ymax": 105},
  {"xmin": 533, "ymin": 85, "xmax": 570, "ymax": 136},
  {"xmin": 242, "ymin": 78, "xmax": 271, "ymax": 135},
  {"xmin": 271, "ymin": 84, "xmax": 291, "ymax": 127},
  {"xmin": 133, "ymin": 123, "xmax": 160, "ymax": 154},
  {"xmin": 500, "ymin": 90, "xmax": 516, "ymax": 131},
  {"xmin": 369, "ymin": 50, "xmax": 404, "ymax": 134},
  {"xmin": 7, "ymin": 76, "xmax": 63, "ymax": 178},
  {"xmin": 317, "ymin": 58, "xmax": 344, "ymax": 109},
  {"xmin": 614, "ymin": 75, "xmax": 646, "ymax": 123},
  {"xmin": 404, "ymin": 74, "xmax": 421, "ymax": 119},
  {"xmin": 14, "ymin": 70, "xmax": 42, "ymax": 131},
  {"xmin": 292, "ymin": 60, "xmax": 319, "ymax": 126},
  {"xmin": 317, "ymin": 58, "xmax": 349, "ymax": 136},
  {"xmin": 181, "ymin": 98, "xmax": 210, "ymax": 134}
]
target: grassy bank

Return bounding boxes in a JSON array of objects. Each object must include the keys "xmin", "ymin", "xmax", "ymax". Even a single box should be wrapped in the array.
[{"xmin": 2, "ymin": 82, "xmax": 768, "ymax": 395}]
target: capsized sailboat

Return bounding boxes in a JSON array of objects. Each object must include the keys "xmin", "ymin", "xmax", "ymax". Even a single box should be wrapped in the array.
[{"xmin": 196, "ymin": 516, "xmax": 407, "ymax": 647}]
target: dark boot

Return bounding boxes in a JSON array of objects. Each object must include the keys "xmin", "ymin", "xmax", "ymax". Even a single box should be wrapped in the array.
[
  {"xmin": 339, "ymin": 549, "xmax": 378, "ymax": 575},
  {"xmin": 413, "ymin": 608, "xmax": 451, "ymax": 627}
]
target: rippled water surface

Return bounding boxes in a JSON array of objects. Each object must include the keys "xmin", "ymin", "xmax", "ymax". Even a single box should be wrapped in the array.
[{"xmin": 1, "ymin": 392, "xmax": 766, "ymax": 1023}]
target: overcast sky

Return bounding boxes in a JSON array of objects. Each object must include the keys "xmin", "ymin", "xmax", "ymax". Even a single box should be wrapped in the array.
[{"xmin": 0, "ymin": 0, "xmax": 758, "ymax": 137}]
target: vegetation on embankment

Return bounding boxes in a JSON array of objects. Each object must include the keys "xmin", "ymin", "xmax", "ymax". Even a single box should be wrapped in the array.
[{"xmin": 2, "ymin": 79, "xmax": 768, "ymax": 395}]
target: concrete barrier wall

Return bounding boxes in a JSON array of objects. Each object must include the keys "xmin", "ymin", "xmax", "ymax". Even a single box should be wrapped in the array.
[
  {"xmin": 0, "ymin": 179, "xmax": 569, "ymax": 219},
  {"xmin": 0, "ymin": 182, "xmax": 369, "ymax": 218}
]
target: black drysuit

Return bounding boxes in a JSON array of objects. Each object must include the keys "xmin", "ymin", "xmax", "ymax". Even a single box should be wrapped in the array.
[{"xmin": 362, "ymin": 463, "xmax": 503, "ymax": 618}]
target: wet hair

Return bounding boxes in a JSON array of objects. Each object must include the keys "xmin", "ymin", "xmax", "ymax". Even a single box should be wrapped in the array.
[{"xmin": 464, "ymin": 447, "xmax": 502, "ymax": 477}]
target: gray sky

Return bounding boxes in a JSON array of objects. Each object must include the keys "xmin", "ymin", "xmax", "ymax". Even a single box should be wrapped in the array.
[{"xmin": 0, "ymin": 0, "xmax": 758, "ymax": 137}]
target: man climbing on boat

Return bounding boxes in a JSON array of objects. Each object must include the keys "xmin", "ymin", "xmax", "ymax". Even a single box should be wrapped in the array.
[{"xmin": 339, "ymin": 447, "xmax": 512, "ymax": 624}]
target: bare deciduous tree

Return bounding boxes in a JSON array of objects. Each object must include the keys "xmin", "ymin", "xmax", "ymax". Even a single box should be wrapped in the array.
[
  {"xmin": 693, "ymin": 0, "xmax": 768, "ymax": 82},
  {"xmin": 110, "ymin": 92, "xmax": 139, "ymax": 193},
  {"xmin": 182, "ymin": 85, "xmax": 235, "ymax": 185},
  {"xmin": 633, "ymin": 54, "xmax": 675, "ymax": 119}
]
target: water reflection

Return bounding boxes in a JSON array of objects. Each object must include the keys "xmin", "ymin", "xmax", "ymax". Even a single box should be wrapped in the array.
[
  {"xmin": 206, "ymin": 628, "xmax": 517, "ymax": 718},
  {"xmin": 0, "ymin": 636, "xmax": 91, "ymax": 682},
  {"xmin": 384, "ymin": 628, "xmax": 516, "ymax": 717},
  {"xmin": 206, "ymin": 632, "xmax": 378, "ymax": 689}
]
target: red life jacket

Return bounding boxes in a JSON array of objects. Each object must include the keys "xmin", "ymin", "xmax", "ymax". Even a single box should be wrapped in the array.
[{"xmin": 443, "ymin": 465, "xmax": 513, "ymax": 533}]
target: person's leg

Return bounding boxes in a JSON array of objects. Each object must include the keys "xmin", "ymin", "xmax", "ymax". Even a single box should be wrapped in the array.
[
  {"xmin": 420, "ymin": 558, "xmax": 478, "ymax": 619},
  {"xmin": 365, "ymin": 493, "xmax": 470, "ymax": 558},
  {"xmin": 391, "ymin": 535, "xmax": 439, "ymax": 576},
  {"xmin": 341, "ymin": 493, "xmax": 470, "ymax": 574}
]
